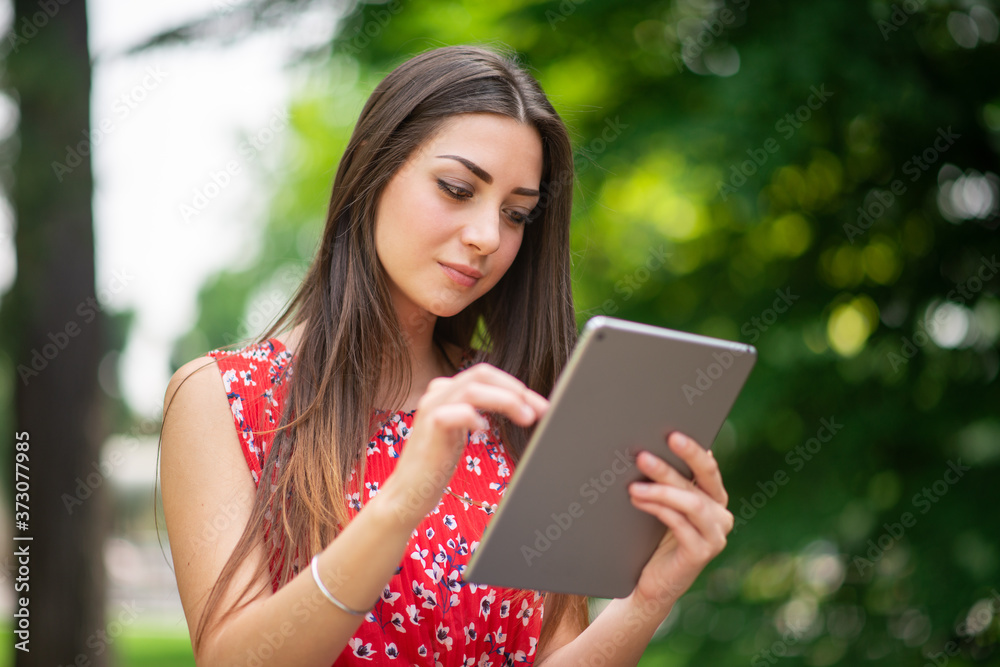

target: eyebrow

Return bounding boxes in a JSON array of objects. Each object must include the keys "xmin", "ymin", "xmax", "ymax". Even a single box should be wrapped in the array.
[{"xmin": 435, "ymin": 154, "xmax": 540, "ymax": 197}]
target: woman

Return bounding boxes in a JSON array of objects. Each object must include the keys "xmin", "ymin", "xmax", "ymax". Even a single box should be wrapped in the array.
[{"xmin": 159, "ymin": 44, "xmax": 735, "ymax": 666}]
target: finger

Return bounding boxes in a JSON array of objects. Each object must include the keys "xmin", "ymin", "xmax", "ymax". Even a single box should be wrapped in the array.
[
  {"xmin": 426, "ymin": 376, "xmax": 541, "ymax": 427},
  {"xmin": 445, "ymin": 364, "xmax": 550, "ymax": 420},
  {"xmin": 635, "ymin": 450, "xmax": 699, "ymax": 490},
  {"xmin": 424, "ymin": 403, "xmax": 490, "ymax": 438},
  {"xmin": 629, "ymin": 483, "xmax": 718, "ymax": 540},
  {"xmin": 630, "ymin": 497, "xmax": 702, "ymax": 548},
  {"xmin": 456, "ymin": 363, "xmax": 549, "ymax": 404},
  {"xmin": 451, "ymin": 383, "xmax": 541, "ymax": 426},
  {"xmin": 667, "ymin": 432, "xmax": 728, "ymax": 507},
  {"xmin": 634, "ymin": 449, "xmax": 719, "ymax": 514}
]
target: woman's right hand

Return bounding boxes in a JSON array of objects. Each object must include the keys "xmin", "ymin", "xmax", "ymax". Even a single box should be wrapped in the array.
[{"xmin": 382, "ymin": 362, "xmax": 549, "ymax": 525}]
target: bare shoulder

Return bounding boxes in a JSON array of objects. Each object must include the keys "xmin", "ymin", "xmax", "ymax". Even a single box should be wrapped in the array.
[
  {"xmin": 161, "ymin": 355, "xmax": 247, "ymax": 466},
  {"xmin": 164, "ymin": 356, "xmax": 225, "ymax": 417},
  {"xmin": 161, "ymin": 353, "xmax": 256, "ymax": 478}
]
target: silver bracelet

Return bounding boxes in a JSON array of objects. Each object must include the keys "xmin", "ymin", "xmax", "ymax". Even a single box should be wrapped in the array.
[{"xmin": 310, "ymin": 554, "xmax": 372, "ymax": 616}]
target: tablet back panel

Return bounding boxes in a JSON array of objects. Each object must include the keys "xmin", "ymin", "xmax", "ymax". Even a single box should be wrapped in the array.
[{"xmin": 462, "ymin": 316, "xmax": 756, "ymax": 599}]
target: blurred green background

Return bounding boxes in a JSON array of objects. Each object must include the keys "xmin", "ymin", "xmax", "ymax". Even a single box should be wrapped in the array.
[{"xmin": 1, "ymin": 0, "xmax": 999, "ymax": 665}]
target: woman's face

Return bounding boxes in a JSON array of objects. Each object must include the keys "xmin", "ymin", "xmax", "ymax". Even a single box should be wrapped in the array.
[{"xmin": 374, "ymin": 112, "xmax": 544, "ymax": 325}]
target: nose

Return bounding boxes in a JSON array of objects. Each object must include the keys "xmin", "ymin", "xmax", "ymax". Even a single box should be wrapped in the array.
[{"xmin": 460, "ymin": 202, "xmax": 502, "ymax": 255}]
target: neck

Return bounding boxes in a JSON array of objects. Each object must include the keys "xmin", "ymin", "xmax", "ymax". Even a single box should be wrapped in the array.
[
  {"xmin": 397, "ymin": 302, "xmax": 442, "ymax": 374},
  {"xmin": 376, "ymin": 296, "xmax": 454, "ymax": 411}
]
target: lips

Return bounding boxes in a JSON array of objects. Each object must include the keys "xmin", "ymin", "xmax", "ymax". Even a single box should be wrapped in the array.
[
  {"xmin": 439, "ymin": 261, "xmax": 484, "ymax": 279},
  {"xmin": 439, "ymin": 262, "xmax": 482, "ymax": 287}
]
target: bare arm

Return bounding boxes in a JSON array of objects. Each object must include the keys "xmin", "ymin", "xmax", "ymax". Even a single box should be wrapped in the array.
[
  {"xmin": 161, "ymin": 358, "xmax": 422, "ymax": 667},
  {"xmin": 161, "ymin": 360, "xmax": 548, "ymax": 667}
]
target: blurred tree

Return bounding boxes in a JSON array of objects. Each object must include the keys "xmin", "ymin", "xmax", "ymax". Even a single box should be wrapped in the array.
[{"xmin": 0, "ymin": 0, "xmax": 111, "ymax": 665}]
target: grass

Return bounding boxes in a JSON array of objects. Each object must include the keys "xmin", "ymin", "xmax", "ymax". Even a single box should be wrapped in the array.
[
  {"xmin": 114, "ymin": 631, "xmax": 196, "ymax": 667},
  {"xmin": 0, "ymin": 624, "xmax": 195, "ymax": 667}
]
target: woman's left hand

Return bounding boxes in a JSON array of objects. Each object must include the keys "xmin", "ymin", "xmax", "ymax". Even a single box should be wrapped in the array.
[{"xmin": 627, "ymin": 431, "xmax": 735, "ymax": 607}]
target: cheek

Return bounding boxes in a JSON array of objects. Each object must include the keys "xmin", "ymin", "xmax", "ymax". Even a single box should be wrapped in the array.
[
  {"xmin": 379, "ymin": 174, "xmax": 451, "ymax": 238},
  {"xmin": 495, "ymin": 228, "xmax": 525, "ymax": 273},
  {"xmin": 408, "ymin": 187, "xmax": 458, "ymax": 234}
]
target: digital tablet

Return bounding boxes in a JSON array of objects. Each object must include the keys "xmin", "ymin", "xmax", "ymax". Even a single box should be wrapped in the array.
[{"xmin": 462, "ymin": 316, "xmax": 757, "ymax": 599}]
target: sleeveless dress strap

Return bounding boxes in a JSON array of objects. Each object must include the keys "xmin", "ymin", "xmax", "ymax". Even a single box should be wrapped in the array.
[{"xmin": 207, "ymin": 339, "xmax": 294, "ymax": 485}]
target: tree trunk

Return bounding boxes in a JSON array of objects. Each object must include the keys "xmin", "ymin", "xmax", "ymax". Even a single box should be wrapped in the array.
[{"xmin": 2, "ymin": 0, "xmax": 111, "ymax": 664}]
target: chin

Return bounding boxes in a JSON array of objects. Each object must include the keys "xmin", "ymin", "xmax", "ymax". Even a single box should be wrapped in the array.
[
  {"xmin": 432, "ymin": 302, "xmax": 470, "ymax": 319},
  {"xmin": 423, "ymin": 287, "xmax": 477, "ymax": 318}
]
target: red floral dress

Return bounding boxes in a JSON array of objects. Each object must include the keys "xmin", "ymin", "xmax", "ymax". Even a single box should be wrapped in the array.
[{"xmin": 207, "ymin": 338, "xmax": 546, "ymax": 666}]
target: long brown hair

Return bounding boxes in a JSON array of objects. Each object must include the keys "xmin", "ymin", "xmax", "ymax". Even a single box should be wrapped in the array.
[{"xmin": 161, "ymin": 43, "xmax": 588, "ymax": 656}]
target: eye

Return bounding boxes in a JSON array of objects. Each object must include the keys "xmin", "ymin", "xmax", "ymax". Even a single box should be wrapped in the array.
[
  {"xmin": 437, "ymin": 179, "xmax": 472, "ymax": 200},
  {"xmin": 505, "ymin": 209, "xmax": 531, "ymax": 225}
]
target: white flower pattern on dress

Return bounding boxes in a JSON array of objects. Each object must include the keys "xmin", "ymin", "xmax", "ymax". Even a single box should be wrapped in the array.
[
  {"xmin": 436, "ymin": 621, "xmax": 453, "ymax": 648},
  {"xmin": 208, "ymin": 339, "xmax": 544, "ymax": 666},
  {"xmin": 348, "ymin": 638, "xmax": 374, "ymax": 661},
  {"xmin": 516, "ymin": 599, "xmax": 534, "ymax": 627},
  {"xmin": 466, "ymin": 455, "xmax": 481, "ymax": 475}
]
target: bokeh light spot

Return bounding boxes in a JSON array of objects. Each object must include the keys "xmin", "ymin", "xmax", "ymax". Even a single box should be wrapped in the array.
[{"xmin": 827, "ymin": 295, "xmax": 879, "ymax": 357}]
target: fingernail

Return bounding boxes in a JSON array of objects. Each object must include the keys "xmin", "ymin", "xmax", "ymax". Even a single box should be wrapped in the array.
[
  {"xmin": 672, "ymin": 434, "xmax": 688, "ymax": 449},
  {"xmin": 631, "ymin": 482, "xmax": 653, "ymax": 495}
]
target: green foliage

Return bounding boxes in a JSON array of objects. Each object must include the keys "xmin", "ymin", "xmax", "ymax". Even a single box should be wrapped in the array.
[{"xmin": 178, "ymin": 0, "xmax": 1000, "ymax": 664}]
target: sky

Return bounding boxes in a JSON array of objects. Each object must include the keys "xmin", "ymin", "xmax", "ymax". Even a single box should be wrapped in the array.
[{"xmin": 68, "ymin": 0, "xmax": 337, "ymax": 416}]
